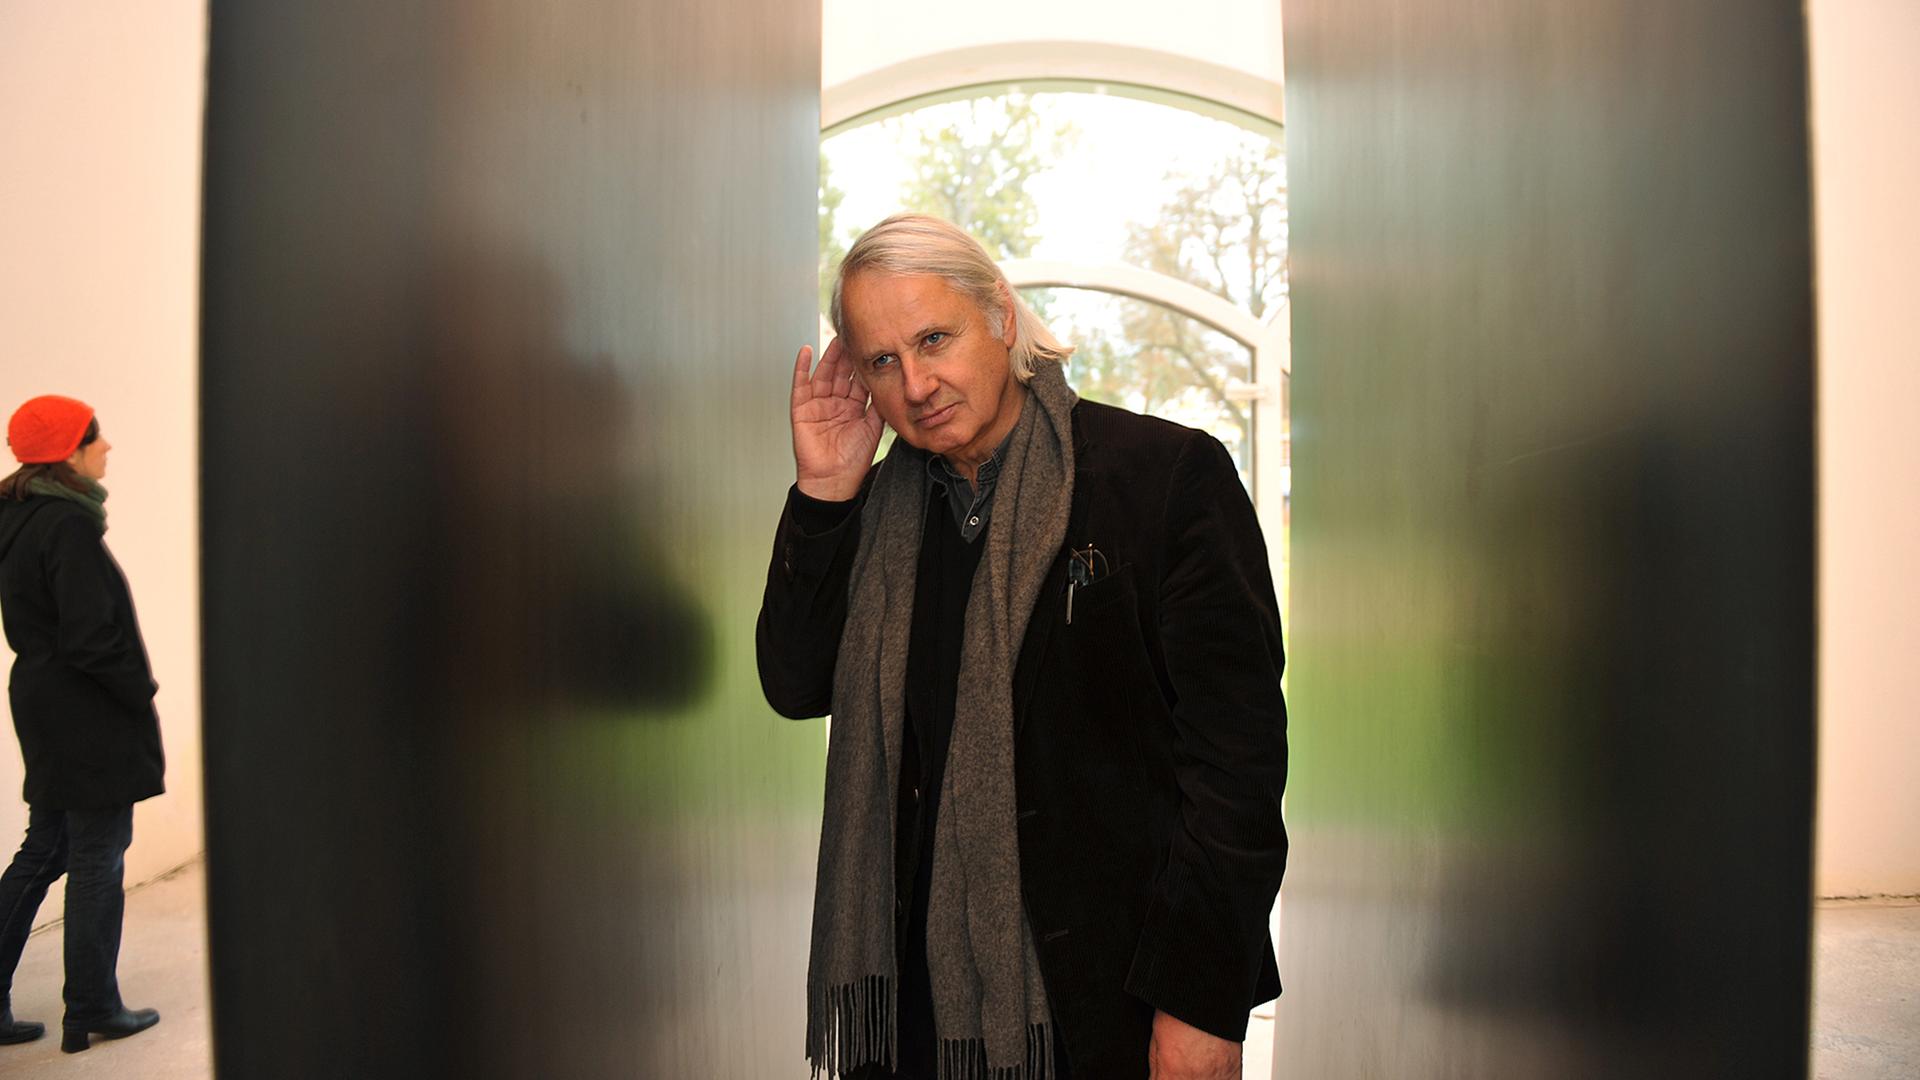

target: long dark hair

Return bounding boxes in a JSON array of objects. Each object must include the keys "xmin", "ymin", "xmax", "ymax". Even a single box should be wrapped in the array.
[{"xmin": 0, "ymin": 418, "xmax": 99, "ymax": 501}]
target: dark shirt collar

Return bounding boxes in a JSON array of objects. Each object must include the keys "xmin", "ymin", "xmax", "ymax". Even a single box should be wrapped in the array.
[
  {"xmin": 926, "ymin": 413, "xmax": 1022, "ymax": 544},
  {"xmin": 926, "ymin": 435, "xmax": 1009, "ymax": 491}
]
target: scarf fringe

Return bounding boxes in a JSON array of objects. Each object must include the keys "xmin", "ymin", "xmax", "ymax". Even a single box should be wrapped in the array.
[
  {"xmin": 936, "ymin": 1023, "xmax": 1055, "ymax": 1080},
  {"xmin": 807, "ymin": 975, "xmax": 895, "ymax": 1079}
]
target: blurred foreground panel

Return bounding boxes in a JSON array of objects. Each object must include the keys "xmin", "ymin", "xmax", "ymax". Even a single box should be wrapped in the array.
[
  {"xmin": 1278, "ymin": 1, "xmax": 1814, "ymax": 1077},
  {"xmin": 199, "ymin": 2, "xmax": 822, "ymax": 1076}
]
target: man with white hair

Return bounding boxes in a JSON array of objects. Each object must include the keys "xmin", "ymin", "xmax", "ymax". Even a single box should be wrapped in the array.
[{"xmin": 758, "ymin": 214, "xmax": 1287, "ymax": 1080}]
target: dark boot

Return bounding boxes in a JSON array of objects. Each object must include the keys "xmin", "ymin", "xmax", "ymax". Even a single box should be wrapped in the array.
[
  {"xmin": 0, "ymin": 1006, "xmax": 46, "ymax": 1045},
  {"xmin": 60, "ymin": 1006, "xmax": 159, "ymax": 1053}
]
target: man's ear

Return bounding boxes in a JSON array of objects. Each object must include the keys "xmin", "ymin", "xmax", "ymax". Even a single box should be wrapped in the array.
[{"xmin": 998, "ymin": 282, "xmax": 1018, "ymax": 349}]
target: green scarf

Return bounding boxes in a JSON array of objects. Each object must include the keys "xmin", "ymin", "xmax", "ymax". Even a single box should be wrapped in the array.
[{"xmin": 27, "ymin": 476, "xmax": 107, "ymax": 531}]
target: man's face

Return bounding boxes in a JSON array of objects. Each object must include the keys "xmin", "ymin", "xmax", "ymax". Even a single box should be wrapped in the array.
[{"xmin": 841, "ymin": 271, "xmax": 1022, "ymax": 468}]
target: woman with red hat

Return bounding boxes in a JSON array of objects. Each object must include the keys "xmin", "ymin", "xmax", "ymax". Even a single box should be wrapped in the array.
[{"xmin": 0, "ymin": 395, "xmax": 164, "ymax": 1054}]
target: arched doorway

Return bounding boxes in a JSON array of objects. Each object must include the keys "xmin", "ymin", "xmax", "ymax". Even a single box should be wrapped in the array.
[{"xmin": 818, "ymin": 82, "xmax": 1291, "ymax": 612}]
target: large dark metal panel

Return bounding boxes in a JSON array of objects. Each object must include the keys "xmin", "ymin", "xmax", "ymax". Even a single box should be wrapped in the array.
[
  {"xmin": 199, "ymin": 4, "xmax": 820, "ymax": 1077},
  {"xmin": 1279, "ymin": 3, "xmax": 1813, "ymax": 1078}
]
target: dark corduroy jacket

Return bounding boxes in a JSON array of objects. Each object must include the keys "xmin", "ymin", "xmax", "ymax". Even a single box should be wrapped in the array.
[
  {"xmin": 758, "ymin": 399, "xmax": 1288, "ymax": 1079},
  {"xmin": 0, "ymin": 495, "xmax": 165, "ymax": 810}
]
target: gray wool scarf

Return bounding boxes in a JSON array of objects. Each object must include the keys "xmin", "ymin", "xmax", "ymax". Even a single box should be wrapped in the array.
[{"xmin": 807, "ymin": 360, "xmax": 1078, "ymax": 1080}]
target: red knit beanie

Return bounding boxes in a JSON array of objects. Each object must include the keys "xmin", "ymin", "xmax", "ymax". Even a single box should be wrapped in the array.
[{"xmin": 8, "ymin": 395, "xmax": 96, "ymax": 464}]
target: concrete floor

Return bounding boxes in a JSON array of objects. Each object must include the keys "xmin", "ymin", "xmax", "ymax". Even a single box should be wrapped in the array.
[
  {"xmin": 1812, "ymin": 898, "xmax": 1920, "ymax": 1080},
  {"xmin": 0, "ymin": 864, "xmax": 1909, "ymax": 1078}
]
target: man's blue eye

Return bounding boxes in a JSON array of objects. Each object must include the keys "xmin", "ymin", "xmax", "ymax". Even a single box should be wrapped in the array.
[
  {"xmin": 925, "ymin": 332, "xmax": 946, "ymax": 346},
  {"xmin": 872, "ymin": 354, "xmax": 897, "ymax": 368}
]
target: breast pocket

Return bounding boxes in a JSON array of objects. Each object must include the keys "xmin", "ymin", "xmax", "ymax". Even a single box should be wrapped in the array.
[{"xmin": 1068, "ymin": 561, "xmax": 1136, "ymax": 623}]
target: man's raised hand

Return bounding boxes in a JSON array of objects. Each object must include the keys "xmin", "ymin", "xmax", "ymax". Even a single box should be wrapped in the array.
[{"xmin": 791, "ymin": 338, "xmax": 884, "ymax": 503}]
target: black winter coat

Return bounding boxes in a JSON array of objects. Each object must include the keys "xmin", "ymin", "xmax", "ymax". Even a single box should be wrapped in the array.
[
  {"xmin": 758, "ymin": 400, "xmax": 1288, "ymax": 1079},
  {"xmin": 0, "ymin": 495, "xmax": 165, "ymax": 810}
]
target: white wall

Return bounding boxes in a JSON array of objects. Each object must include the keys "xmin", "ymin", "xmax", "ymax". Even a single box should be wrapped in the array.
[
  {"xmin": 0, "ymin": 1, "xmax": 207, "ymax": 926},
  {"xmin": 1810, "ymin": 0, "xmax": 1920, "ymax": 897},
  {"xmin": 823, "ymin": 0, "xmax": 1286, "ymax": 125},
  {"xmin": 824, "ymin": 0, "xmax": 1285, "ymax": 88}
]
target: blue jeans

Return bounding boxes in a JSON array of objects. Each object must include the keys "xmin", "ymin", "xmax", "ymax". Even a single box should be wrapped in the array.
[{"xmin": 0, "ymin": 805, "xmax": 134, "ymax": 1023}]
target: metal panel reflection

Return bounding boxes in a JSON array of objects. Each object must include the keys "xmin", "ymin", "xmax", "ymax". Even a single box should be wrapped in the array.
[
  {"xmin": 199, "ymin": 3, "xmax": 821, "ymax": 1077},
  {"xmin": 1278, "ymin": 3, "xmax": 1814, "ymax": 1078}
]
